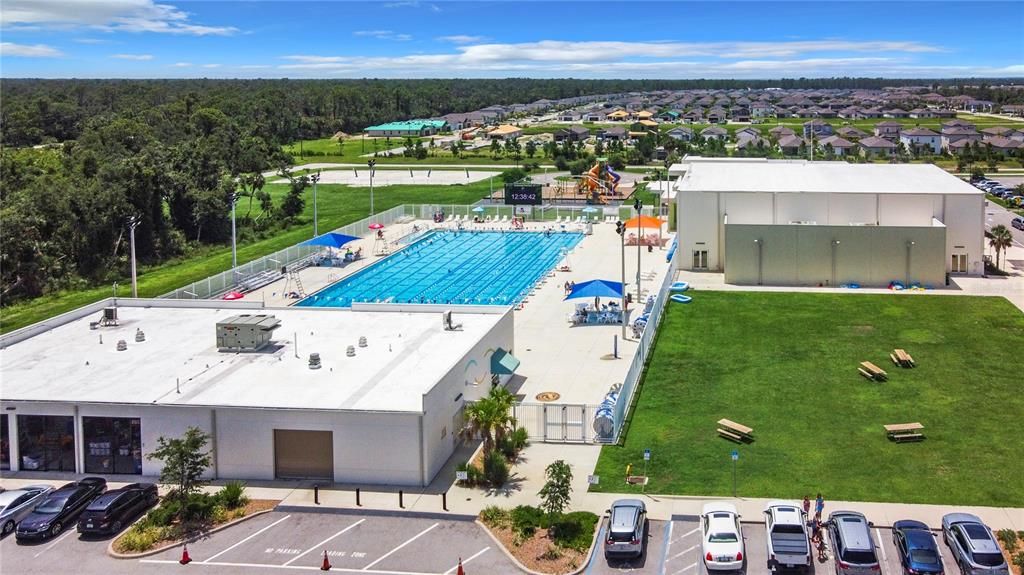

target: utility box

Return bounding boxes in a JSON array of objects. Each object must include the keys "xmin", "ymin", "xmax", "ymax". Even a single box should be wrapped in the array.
[{"xmin": 216, "ymin": 314, "xmax": 281, "ymax": 351}]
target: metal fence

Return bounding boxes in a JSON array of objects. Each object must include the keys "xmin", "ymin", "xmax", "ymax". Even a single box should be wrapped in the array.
[
  {"xmin": 418, "ymin": 203, "xmax": 658, "ymax": 223},
  {"xmin": 160, "ymin": 205, "xmax": 412, "ymax": 299},
  {"xmin": 512, "ymin": 403, "xmax": 602, "ymax": 443}
]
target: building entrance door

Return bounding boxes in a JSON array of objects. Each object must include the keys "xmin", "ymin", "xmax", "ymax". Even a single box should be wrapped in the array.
[
  {"xmin": 951, "ymin": 253, "xmax": 967, "ymax": 273},
  {"xmin": 274, "ymin": 430, "xmax": 333, "ymax": 480},
  {"xmin": 692, "ymin": 250, "xmax": 709, "ymax": 269}
]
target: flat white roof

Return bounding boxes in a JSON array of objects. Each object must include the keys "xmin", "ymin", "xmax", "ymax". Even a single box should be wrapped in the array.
[
  {"xmin": 0, "ymin": 306, "xmax": 503, "ymax": 413},
  {"xmin": 677, "ymin": 160, "xmax": 983, "ymax": 195}
]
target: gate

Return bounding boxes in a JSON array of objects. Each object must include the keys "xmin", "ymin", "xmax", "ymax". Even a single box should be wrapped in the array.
[{"xmin": 512, "ymin": 403, "xmax": 598, "ymax": 443}]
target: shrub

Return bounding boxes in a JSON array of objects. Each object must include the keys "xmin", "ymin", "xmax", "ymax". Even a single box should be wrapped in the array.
[
  {"xmin": 456, "ymin": 461, "xmax": 485, "ymax": 486},
  {"xmin": 143, "ymin": 501, "xmax": 180, "ymax": 527},
  {"xmin": 118, "ymin": 524, "xmax": 166, "ymax": 552},
  {"xmin": 216, "ymin": 480, "xmax": 249, "ymax": 510},
  {"xmin": 550, "ymin": 511, "xmax": 600, "ymax": 552},
  {"xmin": 1014, "ymin": 551, "xmax": 1024, "ymax": 572},
  {"xmin": 483, "ymin": 450, "xmax": 509, "ymax": 487},
  {"xmin": 540, "ymin": 545, "xmax": 562, "ymax": 560},
  {"xmin": 181, "ymin": 493, "xmax": 218, "ymax": 522},
  {"xmin": 480, "ymin": 505, "xmax": 510, "ymax": 528},
  {"xmin": 510, "ymin": 505, "xmax": 546, "ymax": 538}
]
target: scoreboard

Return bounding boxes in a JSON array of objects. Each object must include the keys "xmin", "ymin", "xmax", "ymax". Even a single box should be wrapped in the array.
[{"xmin": 504, "ymin": 183, "xmax": 542, "ymax": 205}]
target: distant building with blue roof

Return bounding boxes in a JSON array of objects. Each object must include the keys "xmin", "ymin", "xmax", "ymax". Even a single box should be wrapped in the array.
[{"xmin": 364, "ymin": 120, "xmax": 448, "ymax": 137}]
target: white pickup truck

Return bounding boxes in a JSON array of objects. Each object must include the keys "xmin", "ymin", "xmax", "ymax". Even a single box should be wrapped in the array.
[{"xmin": 764, "ymin": 501, "xmax": 812, "ymax": 573}]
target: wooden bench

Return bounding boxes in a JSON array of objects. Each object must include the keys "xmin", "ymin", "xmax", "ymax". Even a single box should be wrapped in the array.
[
  {"xmin": 717, "ymin": 419, "xmax": 754, "ymax": 443},
  {"xmin": 859, "ymin": 361, "xmax": 888, "ymax": 381},
  {"xmin": 884, "ymin": 422, "xmax": 924, "ymax": 442},
  {"xmin": 890, "ymin": 349, "xmax": 916, "ymax": 368}
]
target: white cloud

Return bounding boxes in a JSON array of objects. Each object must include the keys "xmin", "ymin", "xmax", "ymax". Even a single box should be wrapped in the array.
[
  {"xmin": 437, "ymin": 35, "xmax": 485, "ymax": 44},
  {"xmin": 112, "ymin": 53, "xmax": 153, "ymax": 60},
  {"xmin": 72, "ymin": 37, "xmax": 111, "ymax": 44},
  {"xmin": 353, "ymin": 30, "xmax": 412, "ymax": 41},
  {"xmin": 201, "ymin": 63, "xmax": 220, "ymax": 68},
  {"xmin": 0, "ymin": 41, "xmax": 63, "ymax": 57},
  {"xmin": 0, "ymin": 0, "xmax": 238, "ymax": 35},
  {"xmin": 240, "ymin": 64, "xmax": 270, "ymax": 69},
  {"xmin": 172, "ymin": 61, "xmax": 191, "ymax": 67}
]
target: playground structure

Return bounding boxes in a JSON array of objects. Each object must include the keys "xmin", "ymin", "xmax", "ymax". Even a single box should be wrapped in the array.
[{"xmin": 575, "ymin": 160, "xmax": 621, "ymax": 204}]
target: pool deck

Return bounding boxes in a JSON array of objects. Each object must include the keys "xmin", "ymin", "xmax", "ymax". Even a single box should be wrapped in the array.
[{"xmin": 245, "ymin": 218, "xmax": 675, "ymax": 405}]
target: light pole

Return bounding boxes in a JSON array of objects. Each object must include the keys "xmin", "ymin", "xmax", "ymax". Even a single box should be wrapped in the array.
[
  {"xmin": 906, "ymin": 240, "xmax": 915, "ymax": 286},
  {"xmin": 127, "ymin": 215, "xmax": 140, "ymax": 298},
  {"xmin": 367, "ymin": 159, "xmax": 376, "ymax": 223},
  {"xmin": 662, "ymin": 159, "xmax": 671, "ymax": 249},
  {"xmin": 634, "ymin": 197, "xmax": 642, "ymax": 302},
  {"xmin": 615, "ymin": 220, "xmax": 627, "ymax": 339},
  {"xmin": 230, "ymin": 192, "xmax": 239, "ymax": 285},
  {"xmin": 310, "ymin": 170, "xmax": 321, "ymax": 237},
  {"xmin": 754, "ymin": 239, "xmax": 763, "ymax": 286},
  {"xmin": 831, "ymin": 240, "xmax": 840, "ymax": 286}
]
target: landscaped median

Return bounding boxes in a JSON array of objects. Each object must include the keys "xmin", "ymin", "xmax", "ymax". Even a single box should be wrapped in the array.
[{"xmin": 479, "ymin": 505, "xmax": 599, "ymax": 575}]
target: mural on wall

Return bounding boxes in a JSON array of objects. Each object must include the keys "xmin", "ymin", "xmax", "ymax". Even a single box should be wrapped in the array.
[{"xmin": 462, "ymin": 348, "xmax": 496, "ymax": 386}]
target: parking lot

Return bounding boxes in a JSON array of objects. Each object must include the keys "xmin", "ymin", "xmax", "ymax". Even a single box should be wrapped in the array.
[
  {"xmin": 585, "ymin": 514, "xmax": 962, "ymax": 575},
  {"xmin": 0, "ymin": 509, "xmax": 514, "ymax": 575}
]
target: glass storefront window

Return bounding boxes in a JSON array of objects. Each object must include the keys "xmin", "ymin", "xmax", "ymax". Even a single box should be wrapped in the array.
[
  {"xmin": 1, "ymin": 414, "xmax": 9, "ymax": 470},
  {"xmin": 83, "ymin": 417, "xmax": 142, "ymax": 475},
  {"xmin": 17, "ymin": 415, "xmax": 75, "ymax": 472}
]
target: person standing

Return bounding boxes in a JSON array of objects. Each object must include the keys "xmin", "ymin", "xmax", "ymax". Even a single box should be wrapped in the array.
[
  {"xmin": 814, "ymin": 493, "xmax": 825, "ymax": 522},
  {"xmin": 802, "ymin": 495, "xmax": 811, "ymax": 517}
]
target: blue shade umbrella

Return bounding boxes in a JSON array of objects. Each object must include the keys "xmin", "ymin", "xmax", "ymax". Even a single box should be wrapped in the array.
[
  {"xmin": 564, "ymin": 279, "xmax": 624, "ymax": 300},
  {"xmin": 581, "ymin": 206, "xmax": 599, "ymax": 213},
  {"xmin": 302, "ymin": 232, "xmax": 361, "ymax": 248},
  {"xmin": 471, "ymin": 206, "xmax": 485, "ymax": 213}
]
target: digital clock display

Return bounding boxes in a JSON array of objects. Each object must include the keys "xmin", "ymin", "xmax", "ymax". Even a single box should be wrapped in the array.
[{"xmin": 504, "ymin": 184, "xmax": 542, "ymax": 205}]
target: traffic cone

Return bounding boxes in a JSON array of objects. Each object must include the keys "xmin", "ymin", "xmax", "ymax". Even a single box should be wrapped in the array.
[
  {"xmin": 320, "ymin": 549, "xmax": 331, "ymax": 571},
  {"xmin": 179, "ymin": 544, "xmax": 192, "ymax": 565},
  {"xmin": 456, "ymin": 557, "xmax": 465, "ymax": 575}
]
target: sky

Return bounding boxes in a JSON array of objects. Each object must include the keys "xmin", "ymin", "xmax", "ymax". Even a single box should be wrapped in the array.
[{"xmin": 1, "ymin": 0, "xmax": 1022, "ymax": 79}]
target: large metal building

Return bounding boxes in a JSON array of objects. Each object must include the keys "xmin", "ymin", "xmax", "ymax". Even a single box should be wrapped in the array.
[
  {"xmin": 671, "ymin": 158, "xmax": 985, "ymax": 287},
  {"xmin": 0, "ymin": 299, "xmax": 516, "ymax": 486}
]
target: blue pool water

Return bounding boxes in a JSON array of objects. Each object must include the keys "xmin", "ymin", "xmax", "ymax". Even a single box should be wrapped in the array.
[{"xmin": 297, "ymin": 230, "xmax": 583, "ymax": 307}]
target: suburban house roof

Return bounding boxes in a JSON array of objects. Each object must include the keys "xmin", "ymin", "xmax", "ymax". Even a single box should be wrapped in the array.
[
  {"xmin": 902, "ymin": 127, "xmax": 940, "ymax": 137},
  {"xmin": 820, "ymin": 135, "xmax": 855, "ymax": 148},
  {"xmin": 777, "ymin": 135, "xmax": 805, "ymax": 148},
  {"xmin": 859, "ymin": 136, "xmax": 898, "ymax": 148},
  {"xmin": 488, "ymin": 124, "xmax": 522, "ymax": 136},
  {"xmin": 366, "ymin": 120, "xmax": 447, "ymax": 132}
]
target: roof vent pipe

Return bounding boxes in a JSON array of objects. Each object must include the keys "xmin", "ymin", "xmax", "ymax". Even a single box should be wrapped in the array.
[
  {"xmin": 308, "ymin": 353, "xmax": 322, "ymax": 370},
  {"xmin": 116, "ymin": 340, "xmax": 128, "ymax": 351},
  {"xmin": 135, "ymin": 329, "xmax": 146, "ymax": 342},
  {"xmin": 346, "ymin": 345, "xmax": 356, "ymax": 357},
  {"xmin": 358, "ymin": 336, "xmax": 367, "ymax": 347}
]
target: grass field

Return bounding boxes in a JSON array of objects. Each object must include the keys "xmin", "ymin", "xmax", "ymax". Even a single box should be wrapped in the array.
[
  {"xmin": 0, "ymin": 181, "xmax": 491, "ymax": 334},
  {"xmin": 591, "ymin": 291, "xmax": 1024, "ymax": 507}
]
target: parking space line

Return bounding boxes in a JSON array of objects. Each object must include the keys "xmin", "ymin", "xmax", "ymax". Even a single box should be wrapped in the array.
[
  {"xmin": 33, "ymin": 530, "xmax": 75, "ymax": 558},
  {"xmin": 361, "ymin": 522, "xmax": 439, "ymax": 571},
  {"xmin": 202, "ymin": 514, "xmax": 292, "ymax": 564},
  {"xmin": 283, "ymin": 518, "xmax": 365, "ymax": 566},
  {"xmin": 671, "ymin": 527, "xmax": 700, "ymax": 544},
  {"xmin": 667, "ymin": 544, "xmax": 698, "ymax": 561},
  {"xmin": 442, "ymin": 546, "xmax": 489, "ymax": 575},
  {"xmin": 875, "ymin": 528, "xmax": 887, "ymax": 561},
  {"xmin": 139, "ymin": 558, "xmax": 443, "ymax": 574},
  {"xmin": 658, "ymin": 521, "xmax": 674, "ymax": 575},
  {"xmin": 671, "ymin": 561, "xmax": 699, "ymax": 574}
]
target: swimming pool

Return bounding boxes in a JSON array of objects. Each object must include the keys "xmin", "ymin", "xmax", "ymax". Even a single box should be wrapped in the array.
[{"xmin": 297, "ymin": 230, "xmax": 583, "ymax": 307}]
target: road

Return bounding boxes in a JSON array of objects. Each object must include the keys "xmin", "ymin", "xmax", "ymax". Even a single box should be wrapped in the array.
[{"xmin": 985, "ymin": 194, "xmax": 1024, "ymax": 247}]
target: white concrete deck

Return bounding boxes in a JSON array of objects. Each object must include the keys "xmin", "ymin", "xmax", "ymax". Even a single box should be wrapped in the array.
[{"xmin": 252, "ymin": 218, "xmax": 676, "ymax": 406}]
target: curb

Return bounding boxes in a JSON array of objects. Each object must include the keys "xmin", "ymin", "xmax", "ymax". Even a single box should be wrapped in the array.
[
  {"xmin": 106, "ymin": 508, "xmax": 276, "ymax": 559},
  {"xmin": 476, "ymin": 515, "xmax": 604, "ymax": 575},
  {"xmin": 276, "ymin": 505, "xmax": 476, "ymax": 522}
]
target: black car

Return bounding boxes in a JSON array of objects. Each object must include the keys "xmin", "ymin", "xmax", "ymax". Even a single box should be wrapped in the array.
[
  {"xmin": 15, "ymin": 478, "xmax": 107, "ymax": 542},
  {"xmin": 77, "ymin": 483, "xmax": 158, "ymax": 536}
]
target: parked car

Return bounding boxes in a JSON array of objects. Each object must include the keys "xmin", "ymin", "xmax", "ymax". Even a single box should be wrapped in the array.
[
  {"xmin": 604, "ymin": 499, "xmax": 647, "ymax": 560},
  {"xmin": 77, "ymin": 483, "xmax": 158, "ymax": 536},
  {"xmin": 892, "ymin": 520, "xmax": 944, "ymax": 575},
  {"xmin": 701, "ymin": 502, "xmax": 744, "ymax": 571},
  {"xmin": 0, "ymin": 485, "xmax": 56, "ymax": 536},
  {"xmin": 826, "ymin": 511, "xmax": 880, "ymax": 575},
  {"xmin": 15, "ymin": 478, "xmax": 107, "ymax": 542},
  {"xmin": 764, "ymin": 500, "xmax": 811, "ymax": 572},
  {"xmin": 1012, "ymin": 216, "xmax": 1024, "ymax": 231},
  {"xmin": 941, "ymin": 513, "xmax": 1009, "ymax": 575}
]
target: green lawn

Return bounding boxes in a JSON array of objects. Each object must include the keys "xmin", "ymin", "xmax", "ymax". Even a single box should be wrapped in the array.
[
  {"xmin": 0, "ymin": 181, "xmax": 491, "ymax": 334},
  {"xmin": 591, "ymin": 291, "xmax": 1024, "ymax": 507}
]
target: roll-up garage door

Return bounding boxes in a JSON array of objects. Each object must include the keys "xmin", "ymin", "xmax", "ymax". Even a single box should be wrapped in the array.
[{"xmin": 274, "ymin": 430, "xmax": 333, "ymax": 480}]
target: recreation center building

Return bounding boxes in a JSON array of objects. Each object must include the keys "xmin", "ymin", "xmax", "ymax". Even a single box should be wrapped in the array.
[
  {"xmin": 0, "ymin": 299, "xmax": 517, "ymax": 486},
  {"xmin": 671, "ymin": 158, "xmax": 985, "ymax": 287}
]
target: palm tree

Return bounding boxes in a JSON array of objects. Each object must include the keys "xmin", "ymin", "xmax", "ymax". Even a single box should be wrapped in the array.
[
  {"xmin": 988, "ymin": 225, "xmax": 1013, "ymax": 271},
  {"xmin": 459, "ymin": 386, "xmax": 517, "ymax": 455}
]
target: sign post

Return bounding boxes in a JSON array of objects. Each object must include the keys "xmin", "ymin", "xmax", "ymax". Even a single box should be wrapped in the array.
[
  {"xmin": 731, "ymin": 450, "xmax": 739, "ymax": 497},
  {"xmin": 587, "ymin": 475, "xmax": 600, "ymax": 486},
  {"xmin": 643, "ymin": 448, "xmax": 651, "ymax": 493}
]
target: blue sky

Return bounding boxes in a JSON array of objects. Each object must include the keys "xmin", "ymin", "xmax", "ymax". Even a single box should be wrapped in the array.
[{"xmin": 1, "ymin": 1, "xmax": 1022, "ymax": 78}]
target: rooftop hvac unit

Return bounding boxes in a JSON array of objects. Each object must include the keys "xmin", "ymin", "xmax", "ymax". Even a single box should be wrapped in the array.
[{"xmin": 216, "ymin": 314, "xmax": 281, "ymax": 351}]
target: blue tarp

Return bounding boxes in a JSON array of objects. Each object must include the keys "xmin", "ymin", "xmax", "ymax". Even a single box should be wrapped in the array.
[
  {"xmin": 564, "ymin": 279, "xmax": 624, "ymax": 300},
  {"xmin": 302, "ymin": 232, "xmax": 361, "ymax": 249},
  {"xmin": 491, "ymin": 348, "xmax": 521, "ymax": 375}
]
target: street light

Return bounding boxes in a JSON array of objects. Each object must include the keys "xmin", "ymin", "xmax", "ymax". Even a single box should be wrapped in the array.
[
  {"xmin": 661, "ymin": 159, "xmax": 671, "ymax": 250},
  {"xmin": 230, "ymin": 192, "xmax": 239, "ymax": 285},
  {"xmin": 634, "ymin": 197, "xmax": 643, "ymax": 301},
  {"xmin": 127, "ymin": 215, "xmax": 140, "ymax": 298},
  {"xmin": 310, "ymin": 170, "xmax": 321, "ymax": 237},
  {"xmin": 615, "ymin": 220, "xmax": 627, "ymax": 339},
  {"xmin": 367, "ymin": 159, "xmax": 377, "ymax": 223}
]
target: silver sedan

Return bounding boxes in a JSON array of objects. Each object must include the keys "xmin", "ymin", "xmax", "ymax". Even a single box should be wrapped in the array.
[{"xmin": 0, "ymin": 484, "xmax": 56, "ymax": 536}]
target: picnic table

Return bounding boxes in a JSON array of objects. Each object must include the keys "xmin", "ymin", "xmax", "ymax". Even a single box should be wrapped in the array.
[
  {"xmin": 884, "ymin": 422, "xmax": 924, "ymax": 442},
  {"xmin": 717, "ymin": 418, "xmax": 754, "ymax": 443},
  {"xmin": 890, "ymin": 349, "xmax": 916, "ymax": 368},
  {"xmin": 858, "ymin": 361, "xmax": 888, "ymax": 381}
]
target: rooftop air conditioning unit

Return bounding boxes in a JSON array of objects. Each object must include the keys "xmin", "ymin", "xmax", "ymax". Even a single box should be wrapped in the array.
[{"xmin": 216, "ymin": 314, "xmax": 281, "ymax": 351}]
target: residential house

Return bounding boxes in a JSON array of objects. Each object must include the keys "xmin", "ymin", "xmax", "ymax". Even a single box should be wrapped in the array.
[
  {"xmin": 858, "ymin": 108, "xmax": 883, "ymax": 119},
  {"xmin": 900, "ymin": 127, "xmax": 941, "ymax": 154},
  {"xmin": 706, "ymin": 107, "xmax": 728, "ymax": 124},
  {"xmin": 1000, "ymin": 104, "xmax": 1024, "ymax": 117},
  {"xmin": 818, "ymin": 135, "xmax": 856, "ymax": 156},
  {"xmin": 836, "ymin": 126, "xmax": 869, "ymax": 140},
  {"xmin": 873, "ymin": 121, "xmax": 903, "ymax": 141},
  {"xmin": 599, "ymin": 126, "xmax": 628, "ymax": 141},
  {"xmin": 730, "ymin": 107, "xmax": 751, "ymax": 122},
  {"xmin": 700, "ymin": 126, "xmax": 728, "ymax": 141},
  {"xmin": 553, "ymin": 126, "xmax": 591, "ymax": 142},
  {"xmin": 635, "ymin": 110, "xmax": 656, "ymax": 121},
  {"xmin": 838, "ymin": 106, "xmax": 862, "ymax": 119},
  {"xmin": 908, "ymin": 108, "xmax": 936, "ymax": 119},
  {"xmin": 883, "ymin": 108, "xmax": 910, "ymax": 118},
  {"xmin": 945, "ymin": 139, "xmax": 975, "ymax": 155},
  {"xmin": 940, "ymin": 126, "xmax": 982, "ymax": 151},
  {"xmin": 983, "ymin": 136, "xmax": 1022, "ymax": 155},
  {"xmin": 584, "ymin": 110, "xmax": 607, "ymax": 122},
  {"xmin": 931, "ymin": 109, "xmax": 957, "ymax": 118},
  {"xmin": 666, "ymin": 126, "xmax": 694, "ymax": 141},
  {"xmin": 859, "ymin": 136, "xmax": 898, "ymax": 157},
  {"xmin": 751, "ymin": 103, "xmax": 774, "ymax": 118},
  {"xmin": 735, "ymin": 135, "xmax": 770, "ymax": 152},
  {"xmin": 479, "ymin": 106, "xmax": 507, "ymax": 121},
  {"xmin": 981, "ymin": 126, "xmax": 1013, "ymax": 137},
  {"xmin": 682, "ymin": 110, "xmax": 704, "ymax": 123},
  {"xmin": 557, "ymin": 111, "xmax": 581, "ymax": 122},
  {"xmin": 631, "ymin": 119, "xmax": 660, "ymax": 134},
  {"xmin": 769, "ymin": 125, "xmax": 796, "ymax": 140},
  {"xmin": 658, "ymin": 110, "xmax": 682, "ymax": 122},
  {"xmin": 735, "ymin": 126, "xmax": 762, "ymax": 140},
  {"xmin": 487, "ymin": 124, "xmax": 522, "ymax": 140},
  {"xmin": 606, "ymin": 110, "xmax": 630, "ymax": 122},
  {"xmin": 964, "ymin": 100, "xmax": 995, "ymax": 113},
  {"xmin": 942, "ymin": 119, "xmax": 975, "ymax": 130},
  {"xmin": 440, "ymin": 113, "xmax": 471, "ymax": 131},
  {"xmin": 802, "ymin": 119, "xmax": 834, "ymax": 139},
  {"xmin": 777, "ymin": 134, "xmax": 806, "ymax": 156}
]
